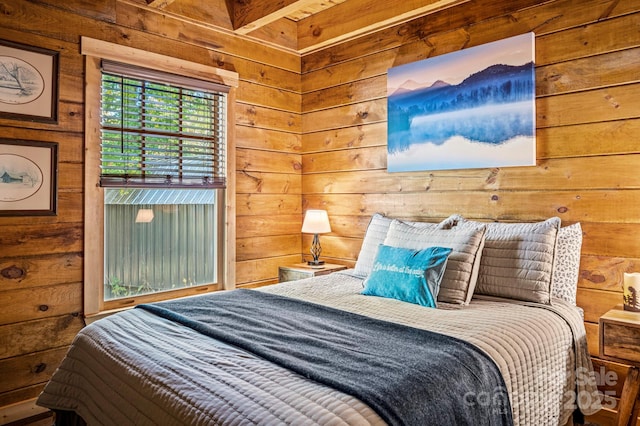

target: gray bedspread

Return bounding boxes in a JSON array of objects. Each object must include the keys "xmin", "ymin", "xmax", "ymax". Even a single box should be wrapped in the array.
[
  {"xmin": 37, "ymin": 271, "xmax": 601, "ymax": 425},
  {"xmin": 138, "ymin": 289, "xmax": 512, "ymax": 426}
]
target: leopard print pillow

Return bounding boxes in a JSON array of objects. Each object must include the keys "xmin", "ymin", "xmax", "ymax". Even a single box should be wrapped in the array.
[{"xmin": 551, "ymin": 223, "xmax": 582, "ymax": 305}]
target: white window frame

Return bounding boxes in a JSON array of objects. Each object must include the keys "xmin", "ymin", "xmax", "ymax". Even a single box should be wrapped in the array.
[{"xmin": 82, "ymin": 37, "xmax": 238, "ymax": 317}]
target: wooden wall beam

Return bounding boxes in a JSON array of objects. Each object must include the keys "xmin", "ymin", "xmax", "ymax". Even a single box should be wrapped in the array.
[
  {"xmin": 297, "ymin": 0, "xmax": 468, "ymax": 53},
  {"xmin": 146, "ymin": 0, "xmax": 176, "ymax": 7},
  {"xmin": 232, "ymin": 0, "xmax": 315, "ymax": 33}
]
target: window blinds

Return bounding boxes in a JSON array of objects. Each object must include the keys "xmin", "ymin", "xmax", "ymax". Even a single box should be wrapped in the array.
[{"xmin": 100, "ymin": 60, "xmax": 228, "ymax": 188}]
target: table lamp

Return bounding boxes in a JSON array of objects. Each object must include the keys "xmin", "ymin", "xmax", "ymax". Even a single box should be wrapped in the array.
[{"xmin": 301, "ymin": 209, "xmax": 331, "ymax": 267}]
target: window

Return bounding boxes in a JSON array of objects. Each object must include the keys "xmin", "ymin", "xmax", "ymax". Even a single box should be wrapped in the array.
[
  {"xmin": 82, "ymin": 38, "xmax": 238, "ymax": 317},
  {"xmin": 100, "ymin": 63, "xmax": 226, "ymax": 301},
  {"xmin": 103, "ymin": 188, "xmax": 219, "ymax": 300}
]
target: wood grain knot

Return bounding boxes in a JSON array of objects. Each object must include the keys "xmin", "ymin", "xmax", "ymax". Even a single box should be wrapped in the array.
[
  {"xmin": 0, "ymin": 3, "xmax": 16, "ymax": 16},
  {"xmin": 1, "ymin": 265, "xmax": 25, "ymax": 279},
  {"xmin": 396, "ymin": 26, "xmax": 409, "ymax": 36},
  {"xmin": 34, "ymin": 363, "xmax": 47, "ymax": 374},
  {"xmin": 39, "ymin": 305, "xmax": 49, "ymax": 312},
  {"xmin": 580, "ymin": 271, "xmax": 605, "ymax": 284},
  {"xmin": 486, "ymin": 169, "xmax": 499, "ymax": 185},
  {"xmin": 545, "ymin": 73, "xmax": 562, "ymax": 83}
]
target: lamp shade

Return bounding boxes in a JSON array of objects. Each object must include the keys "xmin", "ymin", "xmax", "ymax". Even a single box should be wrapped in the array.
[{"xmin": 301, "ymin": 209, "xmax": 331, "ymax": 234}]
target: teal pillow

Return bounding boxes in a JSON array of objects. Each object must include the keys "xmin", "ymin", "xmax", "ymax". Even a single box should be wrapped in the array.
[{"xmin": 361, "ymin": 244, "xmax": 452, "ymax": 308}]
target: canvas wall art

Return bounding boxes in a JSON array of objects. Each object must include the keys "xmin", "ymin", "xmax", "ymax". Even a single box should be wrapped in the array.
[{"xmin": 387, "ymin": 32, "xmax": 536, "ymax": 172}]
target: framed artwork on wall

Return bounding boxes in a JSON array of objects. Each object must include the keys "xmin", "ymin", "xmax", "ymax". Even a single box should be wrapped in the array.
[
  {"xmin": 387, "ymin": 32, "xmax": 536, "ymax": 172},
  {"xmin": 0, "ymin": 39, "xmax": 59, "ymax": 123},
  {"xmin": 0, "ymin": 139, "xmax": 58, "ymax": 216}
]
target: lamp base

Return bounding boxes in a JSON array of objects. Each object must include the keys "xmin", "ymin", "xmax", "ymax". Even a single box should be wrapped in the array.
[{"xmin": 307, "ymin": 260, "xmax": 325, "ymax": 269}]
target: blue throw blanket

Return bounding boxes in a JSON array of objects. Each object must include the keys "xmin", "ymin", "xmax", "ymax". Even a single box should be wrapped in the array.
[{"xmin": 138, "ymin": 289, "xmax": 512, "ymax": 426}]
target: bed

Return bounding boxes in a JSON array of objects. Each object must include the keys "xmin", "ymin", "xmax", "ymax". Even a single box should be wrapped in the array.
[{"xmin": 37, "ymin": 214, "xmax": 602, "ymax": 425}]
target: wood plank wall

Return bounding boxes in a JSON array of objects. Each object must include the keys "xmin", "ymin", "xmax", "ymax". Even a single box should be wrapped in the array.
[
  {"xmin": 300, "ymin": 0, "xmax": 640, "ymax": 423},
  {"xmin": 0, "ymin": 0, "xmax": 638, "ymax": 423},
  {"xmin": 0, "ymin": 0, "xmax": 301, "ymax": 414}
]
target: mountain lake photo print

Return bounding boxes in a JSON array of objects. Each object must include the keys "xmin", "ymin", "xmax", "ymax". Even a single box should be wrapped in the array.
[{"xmin": 386, "ymin": 32, "xmax": 536, "ymax": 172}]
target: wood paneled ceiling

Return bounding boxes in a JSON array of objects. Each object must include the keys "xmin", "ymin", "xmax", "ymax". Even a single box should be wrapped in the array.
[{"xmin": 132, "ymin": 0, "xmax": 468, "ymax": 54}]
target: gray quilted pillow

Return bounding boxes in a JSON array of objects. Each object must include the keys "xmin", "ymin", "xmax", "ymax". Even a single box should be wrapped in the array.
[
  {"xmin": 551, "ymin": 223, "xmax": 582, "ymax": 305},
  {"xmin": 472, "ymin": 217, "xmax": 561, "ymax": 304},
  {"xmin": 353, "ymin": 213, "xmax": 458, "ymax": 278},
  {"xmin": 383, "ymin": 219, "xmax": 487, "ymax": 305}
]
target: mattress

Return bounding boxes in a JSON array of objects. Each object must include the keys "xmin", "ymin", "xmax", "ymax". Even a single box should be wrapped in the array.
[{"xmin": 37, "ymin": 271, "xmax": 600, "ymax": 425}]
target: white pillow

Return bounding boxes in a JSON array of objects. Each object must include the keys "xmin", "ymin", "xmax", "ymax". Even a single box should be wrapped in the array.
[
  {"xmin": 551, "ymin": 223, "xmax": 582, "ymax": 305},
  {"xmin": 353, "ymin": 214, "xmax": 394, "ymax": 278}
]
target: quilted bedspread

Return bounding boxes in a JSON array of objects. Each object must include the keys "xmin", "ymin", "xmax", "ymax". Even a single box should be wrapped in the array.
[
  {"xmin": 37, "ymin": 271, "xmax": 600, "ymax": 425},
  {"xmin": 137, "ymin": 289, "xmax": 512, "ymax": 426}
]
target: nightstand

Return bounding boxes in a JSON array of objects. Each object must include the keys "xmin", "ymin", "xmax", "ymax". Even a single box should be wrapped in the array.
[
  {"xmin": 600, "ymin": 308, "xmax": 640, "ymax": 426},
  {"xmin": 278, "ymin": 263, "xmax": 347, "ymax": 283}
]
